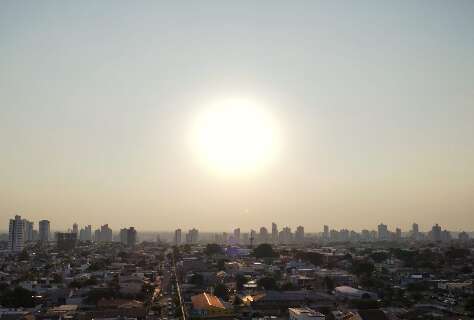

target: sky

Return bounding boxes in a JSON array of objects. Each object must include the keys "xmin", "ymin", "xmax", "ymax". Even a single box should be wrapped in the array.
[{"xmin": 1, "ymin": 1, "xmax": 473, "ymax": 233}]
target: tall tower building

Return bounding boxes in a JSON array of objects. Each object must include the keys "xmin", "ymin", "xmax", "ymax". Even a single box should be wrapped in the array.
[
  {"xmin": 39, "ymin": 220, "xmax": 50, "ymax": 242},
  {"xmin": 259, "ymin": 227, "xmax": 269, "ymax": 243},
  {"xmin": 279, "ymin": 226, "xmax": 293, "ymax": 244},
  {"xmin": 120, "ymin": 228, "xmax": 128, "ymax": 244},
  {"xmin": 174, "ymin": 229, "xmax": 182, "ymax": 245},
  {"xmin": 186, "ymin": 228, "xmax": 199, "ymax": 244},
  {"xmin": 412, "ymin": 223, "xmax": 419, "ymax": 240},
  {"xmin": 84, "ymin": 225, "xmax": 92, "ymax": 241},
  {"xmin": 9, "ymin": 215, "xmax": 25, "ymax": 252},
  {"xmin": 127, "ymin": 227, "xmax": 137, "ymax": 246},
  {"xmin": 395, "ymin": 228, "xmax": 402, "ymax": 240},
  {"xmin": 431, "ymin": 224, "xmax": 442, "ymax": 242},
  {"xmin": 271, "ymin": 223, "xmax": 278, "ymax": 243},
  {"xmin": 100, "ymin": 224, "xmax": 113, "ymax": 242},
  {"xmin": 120, "ymin": 227, "xmax": 137, "ymax": 246},
  {"xmin": 233, "ymin": 228, "xmax": 241, "ymax": 244},
  {"xmin": 72, "ymin": 223, "xmax": 79, "ymax": 235},
  {"xmin": 378, "ymin": 223, "xmax": 389, "ymax": 241},
  {"xmin": 323, "ymin": 225, "xmax": 329, "ymax": 241},
  {"xmin": 23, "ymin": 219, "xmax": 34, "ymax": 242},
  {"xmin": 295, "ymin": 226, "xmax": 305, "ymax": 243}
]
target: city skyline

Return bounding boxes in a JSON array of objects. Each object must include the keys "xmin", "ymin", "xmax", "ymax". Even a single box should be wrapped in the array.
[
  {"xmin": 1, "ymin": 1, "xmax": 474, "ymax": 231},
  {"xmin": 3, "ymin": 215, "xmax": 472, "ymax": 235}
]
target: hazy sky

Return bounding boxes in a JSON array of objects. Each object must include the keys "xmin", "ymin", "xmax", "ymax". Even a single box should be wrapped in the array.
[{"xmin": 1, "ymin": 1, "xmax": 473, "ymax": 232}]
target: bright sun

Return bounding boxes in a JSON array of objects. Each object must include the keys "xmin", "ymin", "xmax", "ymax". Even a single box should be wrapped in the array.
[{"xmin": 192, "ymin": 98, "xmax": 279, "ymax": 175}]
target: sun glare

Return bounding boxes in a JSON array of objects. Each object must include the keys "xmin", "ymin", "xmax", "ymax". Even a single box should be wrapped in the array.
[{"xmin": 192, "ymin": 98, "xmax": 279, "ymax": 176}]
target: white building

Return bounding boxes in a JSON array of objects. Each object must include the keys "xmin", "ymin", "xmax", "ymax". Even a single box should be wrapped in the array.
[
  {"xmin": 289, "ymin": 307, "xmax": 325, "ymax": 320},
  {"xmin": 9, "ymin": 215, "xmax": 25, "ymax": 252}
]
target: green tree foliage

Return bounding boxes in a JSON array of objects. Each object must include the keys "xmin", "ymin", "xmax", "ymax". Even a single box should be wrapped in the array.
[
  {"xmin": 465, "ymin": 297, "xmax": 474, "ymax": 314},
  {"xmin": 217, "ymin": 259, "xmax": 226, "ymax": 271},
  {"xmin": 445, "ymin": 247, "xmax": 470, "ymax": 263},
  {"xmin": 350, "ymin": 298, "xmax": 380, "ymax": 309},
  {"xmin": 257, "ymin": 277, "xmax": 278, "ymax": 290},
  {"xmin": 189, "ymin": 273, "xmax": 204, "ymax": 286},
  {"xmin": 323, "ymin": 276, "xmax": 335, "ymax": 291},
  {"xmin": 0, "ymin": 287, "xmax": 36, "ymax": 308},
  {"xmin": 254, "ymin": 244, "xmax": 276, "ymax": 259},
  {"xmin": 213, "ymin": 283, "xmax": 229, "ymax": 301},
  {"xmin": 295, "ymin": 251, "xmax": 324, "ymax": 266},
  {"xmin": 85, "ymin": 288, "xmax": 119, "ymax": 304},
  {"xmin": 280, "ymin": 282, "xmax": 297, "ymax": 291},
  {"xmin": 351, "ymin": 260, "xmax": 375, "ymax": 277},
  {"xmin": 406, "ymin": 281, "xmax": 430, "ymax": 292},
  {"xmin": 235, "ymin": 274, "xmax": 247, "ymax": 291},
  {"xmin": 369, "ymin": 251, "xmax": 389, "ymax": 263}
]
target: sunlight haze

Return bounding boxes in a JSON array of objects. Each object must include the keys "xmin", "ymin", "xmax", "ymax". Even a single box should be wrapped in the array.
[{"xmin": 1, "ymin": 1, "xmax": 473, "ymax": 232}]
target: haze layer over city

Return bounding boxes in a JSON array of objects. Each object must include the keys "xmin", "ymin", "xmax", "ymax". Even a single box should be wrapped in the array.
[{"xmin": 1, "ymin": 1, "xmax": 474, "ymax": 232}]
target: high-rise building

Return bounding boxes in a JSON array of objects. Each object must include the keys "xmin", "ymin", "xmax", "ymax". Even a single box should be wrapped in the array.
[
  {"xmin": 271, "ymin": 223, "xmax": 278, "ymax": 243},
  {"xmin": 350, "ymin": 230, "xmax": 359, "ymax": 242},
  {"xmin": 94, "ymin": 229, "xmax": 101, "ymax": 242},
  {"xmin": 84, "ymin": 225, "xmax": 92, "ymax": 241},
  {"xmin": 250, "ymin": 229, "xmax": 257, "ymax": 247},
  {"xmin": 378, "ymin": 223, "xmax": 389, "ymax": 241},
  {"xmin": 395, "ymin": 228, "xmax": 402, "ymax": 240},
  {"xmin": 459, "ymin": 231, "xmax": 470, "ymax": 241},
  {"xmin": 441, "ymin": 229, "xmax": 452, "ymax": 242},
  {"xmin": 120, "ymin": 227, "xmax": 137, "ymax": 246},
  {"xmin": 174, "ymin": 229, "xmax": 182, "ymax": 245},
  {"xmin": 9, "ymin": 215, "xmax": 25, "ymax": 252},
  {"xmin": 56, "ymin": 232, "xmax": 77, "ymax": 250},
  {"xmin": 279, "ymin": 226, "xmax": 293, "ymax": 244},
  {"xmin": 100, "ymin": 224, "xmax": 113, "ymax": 242},
  {"xmin": 339, "ymin": 229, "xmax": 349, "ymax": 242},
  {"xmin": 361, "ymin": 229, "xmax": 370, "ymax": 241},
  {"xmin": 295, "ymin": 226, "xmax": 305, "ymax": 243},
  {"xmin": 233, "ymin": 228, "xmax": 241, "ymax": 244},
  {"xmin": 22, "ymin": 219, "xmax": 34, "ymax": 242},
  {"xmin": 431, "ymin": 224, "xmax": 442, "ymax": 242},
  {"xmin": 259, "ymin": 227, "xmax": 269, "ymax": 244},
  {"xmin": 323, "ymin": 225, "xmax": 329, "ymax": 241},
  {"xmin": 186, "ymin": 228, "xmax": 199, "ymax": 244},
  {"xmin": 412, "ymin": 223, "xmax": 419, "ymax": 240},
  {"xmin": 72, "ymin": 223, "xmax": 79, "ymax": 235},
  {"xmin": 39, "ymin": 220, "xmax": 50, "ymax": 242},
  {"xmin": 120, "ymin": 228, "xmax": 128, "ymax": 245},
  {"xmin": 127, "ymin": 227, "xmax": 137, "ymax": 246}
]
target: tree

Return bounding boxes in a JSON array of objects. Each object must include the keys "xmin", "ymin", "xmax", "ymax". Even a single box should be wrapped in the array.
[
  {"xmin": 0, "ymin": 287, "xmax": 36, "ymax": 308},
  {"xmin": 205, "ymin": 243, "xmax": 224, "ymax": 256},
  {"xmin": 235, "ymin": 274, "xmax": 247, "ymax": 291},
  {"xmin": 254, "ymin": 244, "xmax": 276, "ymax": 259},
  {"xmin": 217, "ymin": 259, "xmax": 226, "ymax": 271},
  {"xmin": 213, "ymin": 283, "xmax": 229, "ymax": 301},
  {"xmin": 323, "ymin": 276, "xmax": 335, "ymax": 291},
  {"xmin": 465, "ymin": 297, "xmax": 474, "ymax": 315},
  {"xmin": 280, "ymin": 282, "xmax": 297, "ymax": 291},
  {"xmin": 370, "ymin": 251, "xmax": 389, "ymax": 263},
  {"xmin": 350, "ymin": 298, "xmax": 380, "ymax": 309},
  {"xmin": 189, "ymin": 273, "xmax": 204, "ymax": 286},
  {"xmin": 85, "ymin": 288, "xmax": 118, "ymax": 304},
  {"xmin": 295, "ymin": 251, "xmax": 324, "ymax": 266},
  {"xmin": 351, "ymin": 260, "xmax": 375, "ymax": 277},
  {"xmin": 257, "ymin": 277, "xmax": 278, "ymax": 290}
]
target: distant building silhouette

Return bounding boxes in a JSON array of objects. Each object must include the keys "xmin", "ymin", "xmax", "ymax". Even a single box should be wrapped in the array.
[{"xmin": 8, "ymin": 215, "xmax": 25, "ymax": 252}]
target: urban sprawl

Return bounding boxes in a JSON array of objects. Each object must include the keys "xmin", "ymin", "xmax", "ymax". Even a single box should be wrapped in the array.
[{"xmin": 1, "ymin": 215, "xmax": 474, "ymax": 320}]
